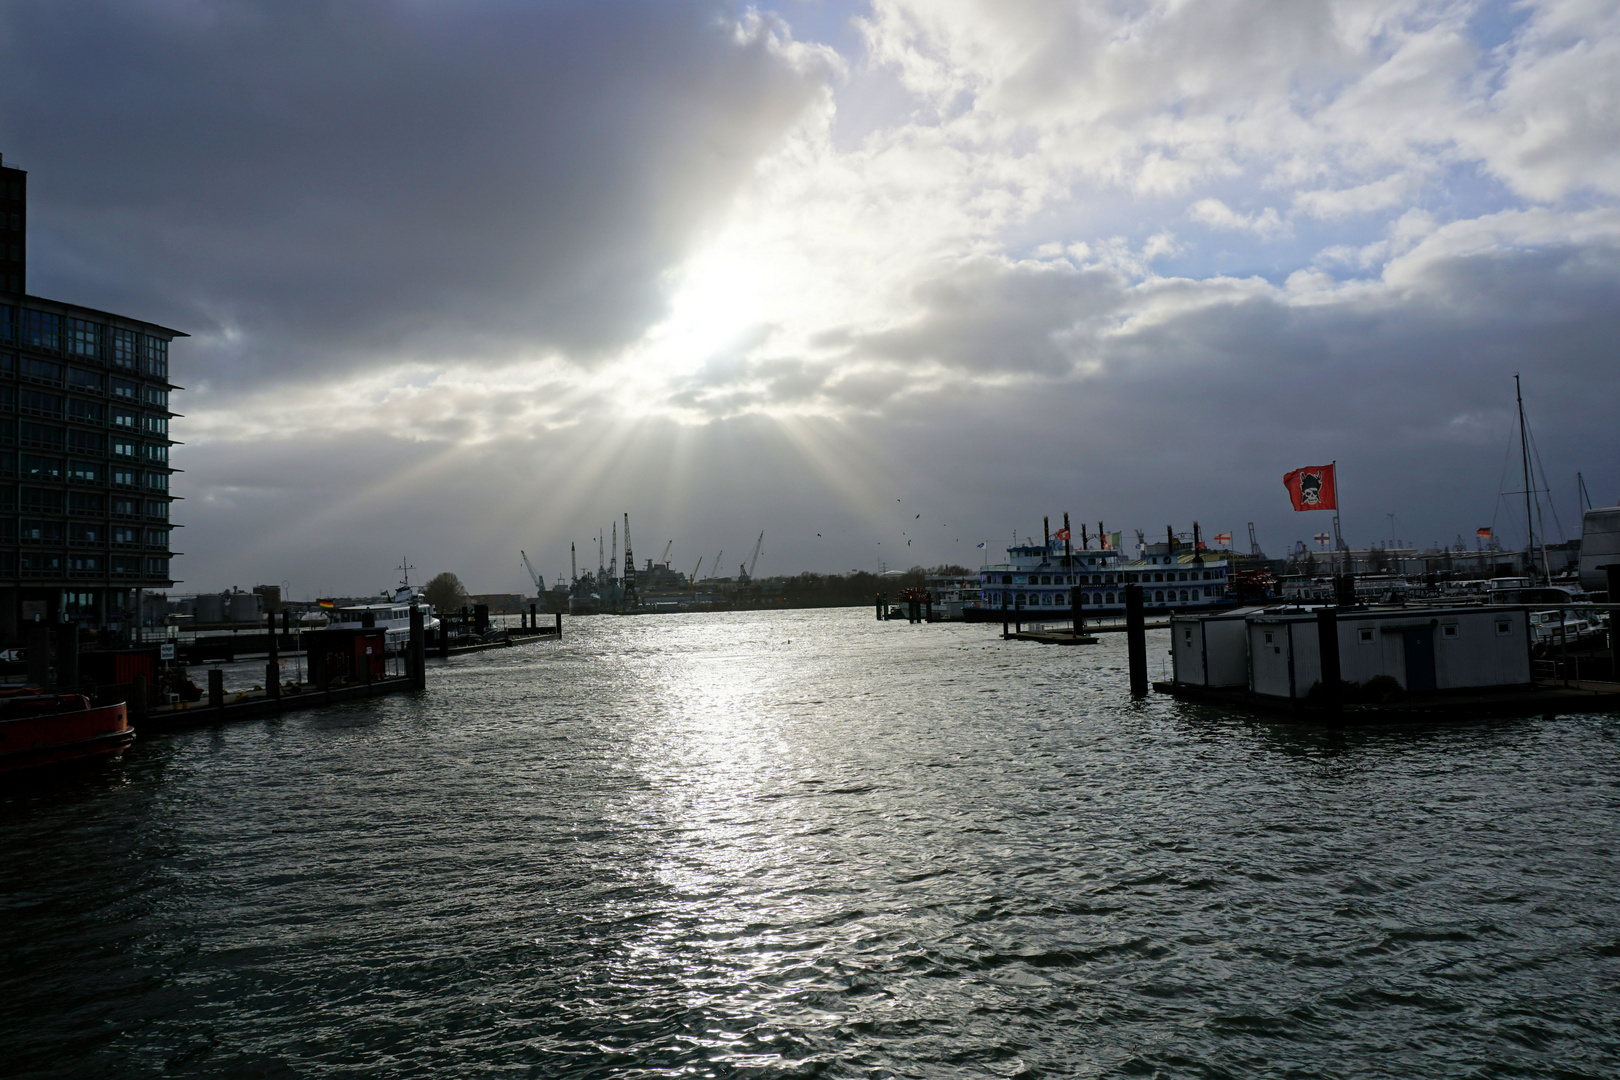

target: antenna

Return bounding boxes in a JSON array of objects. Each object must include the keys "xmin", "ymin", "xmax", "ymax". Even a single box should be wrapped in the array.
[{"xmin": 397, "ymin": 557, "xmax": 415, "ymax": 590}]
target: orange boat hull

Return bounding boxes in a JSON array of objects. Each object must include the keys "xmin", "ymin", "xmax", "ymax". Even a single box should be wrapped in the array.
[{"xmin": 0, "ymin": 701, "xmax": 133, "ymax": 774}]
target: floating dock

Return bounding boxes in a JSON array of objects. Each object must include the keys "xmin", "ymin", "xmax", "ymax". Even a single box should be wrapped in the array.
[{"xmin": 1155, "ymin": 678, "xmax": 1620, "ymax": 724}]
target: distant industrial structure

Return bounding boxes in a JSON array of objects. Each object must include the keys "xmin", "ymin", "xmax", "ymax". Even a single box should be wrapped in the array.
[{"xmin": 0, "ymin": 153, "xmax": 181, "ymax": 643}]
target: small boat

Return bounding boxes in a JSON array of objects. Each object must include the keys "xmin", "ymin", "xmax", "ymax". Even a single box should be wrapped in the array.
[
  {"xmin": 326, "ymin": 585, "xmax": 441, "ymax": 653},
  {"xmin": 0, "ymin": 689, "xmax": 133, "ymax": 774}
]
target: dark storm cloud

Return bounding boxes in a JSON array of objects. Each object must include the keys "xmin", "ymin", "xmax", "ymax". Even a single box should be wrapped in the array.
[{"xmin": 0, "ymin": 0, "xmax": 829, "ymax": 383}]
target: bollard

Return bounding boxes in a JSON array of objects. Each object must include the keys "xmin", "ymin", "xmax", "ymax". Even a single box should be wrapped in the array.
[
  {"xmin": 58, "ymin": 623, "xmax": 80, "ymax": 692},
  {"xmin": 1125, "ymin": 584, "xmax": 1148, "ymax": 697},
  {"xmin": 208, "ymin": 668, "xmax": 225, "ymax": 709},
  {"xmin": 409, "ymin": 606, "xmax": 427, "ymax": 690},
  {"xmin": 1316, "ymin": 607, "xmax": 1342, "ymax": 712}
]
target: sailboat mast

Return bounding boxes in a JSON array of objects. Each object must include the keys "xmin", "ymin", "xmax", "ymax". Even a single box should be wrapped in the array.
[{"xmin": 1516, "ymin": 373, "xmax": 1537, "ymax": 580}]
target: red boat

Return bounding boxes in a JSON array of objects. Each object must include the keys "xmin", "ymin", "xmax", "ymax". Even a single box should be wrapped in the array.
[{"xmin": 0, "ymin": 688, "xmax": 134, "ymax": 774}]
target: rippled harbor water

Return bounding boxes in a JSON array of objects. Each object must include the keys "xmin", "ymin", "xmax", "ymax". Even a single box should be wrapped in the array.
[{"xmin": 4, "ymin": 608, "xmax": 1619, "ymax": 1078}]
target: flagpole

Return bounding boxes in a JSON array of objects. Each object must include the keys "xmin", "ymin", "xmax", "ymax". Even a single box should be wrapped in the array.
[{"xmin": 1331, "ymin": 459, "xmax": 1345, "ymax": 584}]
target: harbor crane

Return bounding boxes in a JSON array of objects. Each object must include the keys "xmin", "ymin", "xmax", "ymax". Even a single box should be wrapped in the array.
[
  {"xmin": 570, "ymin": 542, "xmax": 577, "ymax": 586},
  {"xmin": 660, "ymin": 540, "xmax": 674, "ymax": 568},
  {"xmin": 622, "ymin": 513, "xmax": 639, "ymax": 610},
  {"xmin": 690, "ymin": 556, "xmax": 703, "ymax": 584},
  {"xmin": 710, "ymin": 550, "xmax": 722, "ymax": 583},
  {"xmin": 520, "ymin": 550, "xmax": 545, "ymax": 594},
  {"xmin": 739, "ymin": 531, "xmax": 764, "ymax": 582}
]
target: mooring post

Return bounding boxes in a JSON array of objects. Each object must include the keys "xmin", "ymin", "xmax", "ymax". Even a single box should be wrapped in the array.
[
  {"xmin": 26, "ymin": 620, "xmax": 50, "ymax": 689},
  {"xmin": 1125, "ymin": 584, "xmax": 1148, "ymax": 696},
  {"xmin": 1072, "ymin": 587, "xmax": 1085, "ymax": 639},
  {"xmin": 208, "ymin": 668, "xmax": 225, "ymax": 710},
  {"xmin": 1316, "ymin": 606, "xmax": 1342, "ymax": 712},
  {"xmin": 876, "ymin": 592, "xmax": 884, "ymax": 621},
  {"xmin": 1015, "ymin": 597, "xmax": 1023, "ymax": 635},
  {"xmin": 265, "ymin": 612, "xmax": 280, "ymax": 707},
  {"xmin": 554, "ymin": 611, "xmax": 562, "ymax": 639},
  {"xmin": 530, "ymin": 603, "xmax": 537, "ymax": 629},
  {"xmin": 409, "ymin": 606, "xmax": 427, "ymax": 690},
  {"xmin": 925, "ymin": 595, "xmax": 933, "ymax": 622},
  {"xmin": 1001, "ymin": 591, "xmax": 1009, "ymax": 637},
  {"xmin": 58, "ymin": 623, "xmax": 80, "ymax": 692},
  {"xmin": 131, "ymin": 675, "xmax": 148, "ymax": 722}
]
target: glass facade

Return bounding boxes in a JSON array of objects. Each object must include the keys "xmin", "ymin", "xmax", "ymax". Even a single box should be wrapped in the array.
[{"xmin": 0, "ymin": 297, "xmax": 180, "ymax": 632}]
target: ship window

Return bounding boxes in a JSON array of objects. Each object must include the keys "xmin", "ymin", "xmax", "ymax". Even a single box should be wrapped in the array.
[
  {"xmin": 1264, "ymin": 632, "xmax": 1274, "ymax": 644},
  {"xmin": 1496, "ymin": 620, "xmax": 1511, "ymax": 636},
  {"xmin": 1154, "ymin": 591, "xmax": 1164, "ymax": 602},
  {"xmin": 1179, "ymin": 590, "xmax": 1189, "ymax": 601},
  {"xmin": 1154, "ymin": 573, "xmax": 1163, "ymax": 582},
  {"xmin": 1442, "ymin": 625, "xmax": 1458, "ymax": 639},
  {"xmin": 1042, "ymin": 594, "xmax": 1052, "ymax": 605},
  {"xmin": 1359, "ymin": 628, "xmax": 1374, "ymax": 644}
]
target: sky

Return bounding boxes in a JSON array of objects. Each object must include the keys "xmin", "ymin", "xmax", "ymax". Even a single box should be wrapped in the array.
[{"xmin": 2, "ymin": 0, "xmax": 1617, "ymax": 597}]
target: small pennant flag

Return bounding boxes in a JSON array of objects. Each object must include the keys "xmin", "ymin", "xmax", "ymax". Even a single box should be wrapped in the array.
[
  {"xmin": 1476, "ymin": 527, "xmax": 1491, "ymax": 538},
  {"xmin": 1054, "ymin": 527, "xmax": 1071, "ymax": 541},
  {"xmin": 1214, "ymin": 532, "xmax": 1232, "ymax": 545},
  {"xmin": 976, "ymin": 541, "xmax": 986, "ymax": 549},
  {"xmin": 1314, "ymin": 532, "xmax": 1331, "ymax": 547},
  {"xmin": 1109, "ymin": 531, "xmax": 1122, "ymax": 551}
]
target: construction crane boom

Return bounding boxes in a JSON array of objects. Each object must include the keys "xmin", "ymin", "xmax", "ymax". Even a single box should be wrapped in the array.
[
  {"xmin": 621, "ymin": 513, "xmax": 639, "ymax": 610},
  {"xmin": 741, "ymin": 531, "xmax": 764, "ymax": 580},
  {"xmin": 520, "ymin": 550, "xmax": 545, "ymax": 593},
  {"xmin": 690, "ymin": 556, "xmax": 703, "ymax": 584},
  {"xmin": 711, "ymin": 550, "xmax": 722, "ymax": 583},
  {"xmin": 660, "ymin": 540, "xmax": 674, "ymax": 567}
]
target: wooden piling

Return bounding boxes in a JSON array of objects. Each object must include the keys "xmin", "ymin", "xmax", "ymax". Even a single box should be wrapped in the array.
[
  {"xmin": 208, "ymin": 668, "xmax": 225, "ymax": 710},
  {"xmin": 1001, "ymin": 591, "xmax": 1009, "ymax": 637},
  {"xmin": 1072, "ymin": 586, "xmax": 1085, "ymax": 639},
  {"xmin": 25, "ymin": 620, "xmax": 50, "ymax": 688},
  {"xmin": 409, "ymin": 606, "xmax": 427, "ymax": 690},
  {"xmin": 554, "ymin": 611, "xmax": 562, "ymax": 639},
  {"xmin": 265, "ymin": 612, "xmax": 281, "ymax": 709},
  {"xmin": 876, "ymin": 592, "xmax": 885, "ymax": 621},
  {"xmin": 1125, "ymin": 584, "xmax": 1148, "ymax": 697},
  {"xmin": 1316, "ymin": 607, "xmax": 1342, "ymax": 712}
]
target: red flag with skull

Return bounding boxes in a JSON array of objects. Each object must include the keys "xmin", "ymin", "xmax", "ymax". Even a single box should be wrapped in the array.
[{"xmin": 1283, "ymin": 464, "xmax": 1337, "ymax": 511}]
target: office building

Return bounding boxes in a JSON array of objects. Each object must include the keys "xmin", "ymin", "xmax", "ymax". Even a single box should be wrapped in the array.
[{"xmin": 0, "ymin": 152, "xmax": 181, "ymax": 642}]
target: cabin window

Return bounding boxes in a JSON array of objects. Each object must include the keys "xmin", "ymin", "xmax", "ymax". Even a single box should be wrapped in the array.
[
  {"xmin": 1179, "ymin": 590, "xmax": 1189, "ymax": 602},
  {"xmin": 1105, "ymin": 592, "xmax": 1114, "ymax": 604},
  {"xmin": 1264, "ymin": 631, "xmax": 1274, "ymax": 644},
  {"xmin": 1443, "ymin": 625, "xmax": 1458, "ymax": 639},
  {"xmin": 1496, "ymin": 620, "xmax": 1511, "ymax": 636},
  {"xmin": 1042, "ymin": 594, "xmax": 1053, "ymax": 605},
  {"xmin": 1184, "ymin": 628, "xmax": 1193, "ymax": 643},
  {"xmin": 1154, "ymin": 590, "xmax": 1164, "ymax": 602},
  {"xmin": 1359, "ymin": 628, "xmax": 1374, "ymax": 644}
]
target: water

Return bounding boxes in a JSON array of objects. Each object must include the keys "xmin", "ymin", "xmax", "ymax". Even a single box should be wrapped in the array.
[{"xmin": 4, "ymin": 608, "xmax": 1619, "ymax": 1078}]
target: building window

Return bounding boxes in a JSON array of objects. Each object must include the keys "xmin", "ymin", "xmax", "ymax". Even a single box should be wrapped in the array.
[
  {"xmin": 146, "ymin": 527, "xmax": 169, "ymax": 547},
  {"xmin": 144, "ymin": 471, "xmax": 168, "ymax": 491},
  {"xmin": 112, "ymin": 467, "xmax": 136, "ymax": 486},
  {"xmin": 142, "ymin": 337, "xmax": 168, "ymax": 378},
  {"xmin": 70, "ymin": 524, "xmax": 101, "ymax": 543},
  {"xmin": 1496, "ymin": 620, "xmax": 1511, "ymax": 636},
  {"xmin": 21, "ymin": 357, "xmax": 60, "ymax": 382},
  {"xmin": 69, "ymin": 460, "xmax": 100, "ymax": 482},
  {"xmin": 110, "ymin": 328, "xmax": 138, "ymax": 369},
  {"xmin": 68, "ymin": 492, "xmax": 103, "ymax": 513},
  {"xmin": 67, "ymin": 367, "xmax": 102, "ymax": 391},
  {"xmin": 111, "ymin": 497, "xmax": 138, "ymax": 516},
  {"xmin": 113, "ymin": 526, "xmax": 137, "ymax": 544},
  {"xmin": 143, "ymin": 415, "xmax": 168, "ymax": 435},
  {"xmin": 20, "ymin": 391, "xmax": 61, "ymax": 416},
  {"xmin": 112, "ymin": 555, "xmax": 140, "ymax": 575},
  {"xmin": 67, "ymin": 318, "xmax": 101, "ymax": 357},
  {"xmin": 145, "ymin": 500, "xmax": 168, "ymax": 519},
  {"xmin": 69, "ymin": 555, "xmax": 101, "ymax": 572},
  {"xmin": 113, "ymin": 408, "xmax": 137, "ymax": 429},
  {"xmin": 68, "ymin": 430, "xmax": 102, "ymax": 453},
  {"xmin": 1442, "ymin": 624, "xmax": 1458, "ymax": 639},
  {"xmin": 113, "ymin": 439, "xmax": 135, "ymax": 457},
  {"xmin": 20, "ymin": 454, "xmax": 61, "ymax": 479},
  {"xmin": 111, "ymin": 378, "xmax": 138, "ymax": 400},
  {"xmin": 20, "ymin": 421, "xmax": 64, "ymax": 448},
  {"xmin": 20, "ymin": 309, "xmax": 60, "ymax": 350},
  {"xmin": 1359, "ymin": 628, "xmax": 1374, "ymax": 644},
  {"xmin": 20, "ymin": 520, "xmax": 62, "ymax": 541},
  {"xmin": 67, "ymin": 399, "xmax": 103, "ymax": 424},
  {"xmin": 143, "ymin": 386, "xmax": 168, "ymax": 408},
  {"xmin": 146, "ymin": 557, "xmax": 170, "ymax": 577},
  {"xmin": 142, "ymin": 443, "xmax": 168, "ymax": 463}
]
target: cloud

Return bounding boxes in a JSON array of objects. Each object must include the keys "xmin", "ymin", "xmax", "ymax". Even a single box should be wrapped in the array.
[
  {"xmin": 1188, "ymin": 198, "xmax": 1288, "ymax": 237},
  {"xmin": 0, "ymin": 0, "xmax": 835, "ymax": 385}
]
